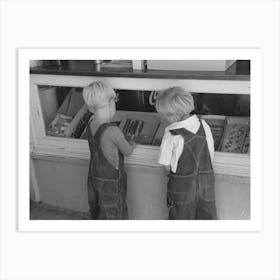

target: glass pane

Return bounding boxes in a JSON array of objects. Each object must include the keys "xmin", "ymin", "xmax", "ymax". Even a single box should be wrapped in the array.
[
  {"xmin": 116, "ymin": 89, "xmax": 157, "ymax": 112},
  {"xmin": 192, "ymin": 93, "xmax": 250, "ymax": 154},
  {"xmin": 38, "ymin": 85, "xmax": 91, "ymax": 139},
  {"xmin": 37, "ymin": 85, "xmax": 250, "ymax": 153},
  {"xmin": 192, "ymin": 93, "xmax": 250, "ymax": 117}
]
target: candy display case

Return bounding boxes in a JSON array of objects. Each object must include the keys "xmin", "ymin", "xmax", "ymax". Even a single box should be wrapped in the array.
[
  {"xmin": 29, "ymin": 66, "xmax": 251, "ymax": 219},
  {"xmin": 31, "ymin": 80, "xmax": 250, "ymax": 174}
]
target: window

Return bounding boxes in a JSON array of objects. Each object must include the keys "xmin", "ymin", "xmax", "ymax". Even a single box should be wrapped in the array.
[{"xmin": 37, "ymin": 85, "xmax": 250, "ymax": 153}]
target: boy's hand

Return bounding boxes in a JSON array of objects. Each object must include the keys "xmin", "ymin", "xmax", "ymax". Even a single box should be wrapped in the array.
[
  {"xmin": 129, "ymin": 140, "xmax": 137, "ymax": 150},
  {"xmin": 129, "ymin": 135, "xmax": 137, "ymax": 149}
]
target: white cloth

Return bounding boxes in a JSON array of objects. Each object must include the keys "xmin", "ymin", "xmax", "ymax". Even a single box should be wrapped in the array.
[{"xmin": 158, "ymin": 115, "xmax": 214, "ymax": 172}]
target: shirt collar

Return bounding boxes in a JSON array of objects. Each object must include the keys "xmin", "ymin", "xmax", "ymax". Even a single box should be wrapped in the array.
[{"xmin": 165, "ymin": 114, "xmax": 199, "ymax": 133}]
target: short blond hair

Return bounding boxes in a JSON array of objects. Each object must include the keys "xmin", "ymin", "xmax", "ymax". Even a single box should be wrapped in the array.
[
  {"xmin": 155, "ymin": 87, "xmax": 194, "ymax": 122},
  {"xmin": 82, "ymin": 81, "xmax": 115, "ymax": 109}
]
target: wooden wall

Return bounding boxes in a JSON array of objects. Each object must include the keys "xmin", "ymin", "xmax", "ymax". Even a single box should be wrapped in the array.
[{"xmin": 31, "ymin": 156, "xmax": 250, "ymax": 220}]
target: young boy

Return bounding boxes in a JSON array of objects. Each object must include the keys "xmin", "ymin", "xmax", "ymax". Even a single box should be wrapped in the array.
[
  {"xmin": 155, "ymin": 87, "xmax": 217, "ymax": 220},
  {"xmin": 83, "ymin": 81, "xmax": 136, "ymax": 219}
]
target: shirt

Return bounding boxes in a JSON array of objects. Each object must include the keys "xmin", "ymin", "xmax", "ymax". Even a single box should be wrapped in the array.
[
  {"xmin": 100, "ymin": 125, "xmax": 134, "ymax": 169},
  {"xmin": 158, "ymin": 115, "xmax": 214, "ymax": 173},
  {"xmin": 89, "ymin": 116, "xmax": 134, "ymax": 170}
]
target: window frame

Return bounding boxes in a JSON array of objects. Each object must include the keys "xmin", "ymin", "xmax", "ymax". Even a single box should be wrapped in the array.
[{"xmin": 30, "ymin": 74, "xmax": 250, "ymax": 177}]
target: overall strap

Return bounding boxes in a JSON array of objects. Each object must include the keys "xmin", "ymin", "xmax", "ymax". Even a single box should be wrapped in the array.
[
  {"xmin": 94, "ymin": 123, "xmax": 115, "ymax": 144},
  {"xmin": 86, "ymin": 116, "xmax": 94, "ymax": 141},
  {"xmin": 169, "ymin": 128, "xmax": 195, "ymax": 142},
  {"xmin": 118, "ymin": 150, "xmax": 124, "ymax": 172}
]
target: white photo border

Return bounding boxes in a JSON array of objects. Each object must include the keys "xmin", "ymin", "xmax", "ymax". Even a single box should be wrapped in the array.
[{"xmin": 19, "ymin": 48, "xmax": 261, "ymax": 232}]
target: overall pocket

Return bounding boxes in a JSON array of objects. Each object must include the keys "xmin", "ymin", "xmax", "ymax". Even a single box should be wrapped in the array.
[{"xmin": 167, "ymin": 174, "xmax": 196, "ymax": 207}]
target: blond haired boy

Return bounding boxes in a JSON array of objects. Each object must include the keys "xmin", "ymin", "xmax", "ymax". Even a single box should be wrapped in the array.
[
  {"xmin": 83, "ymin": 81, "xmax": 135, "ymax": 219},
  {"xmin": 156, "ymin": 87, "xmax": 217, "ymax": 220}
]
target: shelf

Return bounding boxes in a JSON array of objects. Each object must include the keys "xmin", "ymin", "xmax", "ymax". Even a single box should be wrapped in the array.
[{"xmin": 30, "ymin": 67, "xmax": 250, "ymax": 81}]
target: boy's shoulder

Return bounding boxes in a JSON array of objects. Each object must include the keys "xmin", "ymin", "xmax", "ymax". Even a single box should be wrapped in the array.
[
  {"xmin": 103, "ymin": 124, "xmax": 123, "ymax": 137},
  {"xmin": 101, "ymin": 124, "xmax": 128, "ymax": 146}
]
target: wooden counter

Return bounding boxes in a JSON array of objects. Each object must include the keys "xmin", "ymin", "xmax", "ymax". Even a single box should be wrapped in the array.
[{"xmin": 30, "ymin": 61, "xmax": 250, "ymax": 81}]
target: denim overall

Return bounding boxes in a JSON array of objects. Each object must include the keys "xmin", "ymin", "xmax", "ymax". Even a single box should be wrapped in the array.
[
  {"xmin": 167, "ymin": 119, "xmax": 217, "ymax": 220},
  {"xmin": 86, "ymin": 123, "xmax": 128, "ymax": 220}
]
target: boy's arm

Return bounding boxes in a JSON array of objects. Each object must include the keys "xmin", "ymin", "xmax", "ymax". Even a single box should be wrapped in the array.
[
  {"xmin": 111, "ymin": 126, "xmax": 135, "ymax": 156},
  {"xmin": 158, "ymin": 132, "xmax": 173, "ymax": 166}
]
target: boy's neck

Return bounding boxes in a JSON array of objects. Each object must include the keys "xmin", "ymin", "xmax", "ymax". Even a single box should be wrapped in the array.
[{"xmin": 94, "ymin": 107, "xmax": 111, "ymax": 124}]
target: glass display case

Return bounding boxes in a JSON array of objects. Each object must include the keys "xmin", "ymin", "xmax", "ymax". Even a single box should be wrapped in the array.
[
  {"xmin": 30, "ymin": 69, "xmax": 250, "ymax": 177},
  {"xmin": 37, "ymin": 85, "xmax": 250, "ymax": 150}
]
